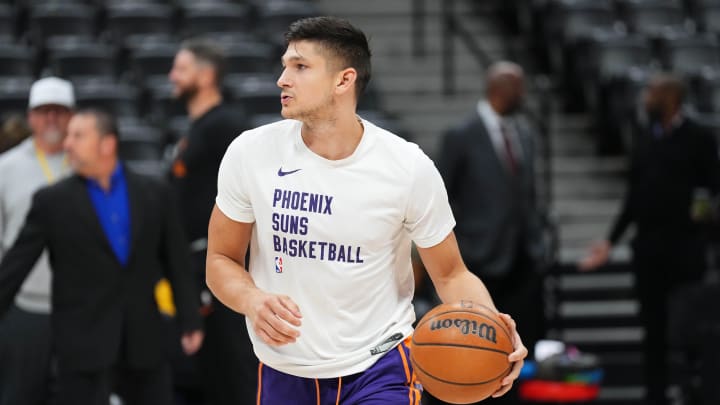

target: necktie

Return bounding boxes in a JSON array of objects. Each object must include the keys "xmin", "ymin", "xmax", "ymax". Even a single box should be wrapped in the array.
[{"xmin": 500, "ymin": 123, "xmax": 518, "ymax": 174}]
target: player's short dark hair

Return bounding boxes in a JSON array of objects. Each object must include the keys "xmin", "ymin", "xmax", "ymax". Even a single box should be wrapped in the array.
[
  {"xmin": 76, "ymin": 108, "xmax": 119, "ymax": 140},
  {"xmin": 180, "ymin": 38, "xmax": 226, "ymax": 85},
  {"xmin": 285, "ymin": 16, "xmax": 372, "ymax": 99}
]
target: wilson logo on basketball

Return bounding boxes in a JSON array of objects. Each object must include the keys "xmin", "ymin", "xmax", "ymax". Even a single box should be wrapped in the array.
[{"xmin": 429, "ymin": 318, "xmax": 497, "ymax": 344}]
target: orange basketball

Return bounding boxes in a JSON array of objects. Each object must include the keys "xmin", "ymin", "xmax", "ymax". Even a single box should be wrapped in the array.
[{"xmin": 410, "ymin": 301, "xmax": 514, "ymax": 404}]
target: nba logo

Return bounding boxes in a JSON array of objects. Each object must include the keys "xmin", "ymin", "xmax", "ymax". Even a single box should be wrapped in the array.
[{"xmin": 274, "ymin": 256, "xmax": 283, "ymax": 273}]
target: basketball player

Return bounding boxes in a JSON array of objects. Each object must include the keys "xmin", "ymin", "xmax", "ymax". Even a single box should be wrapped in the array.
[{"xmin": 206, "ymin": 16, "xmax": 527, "ymax": 404}]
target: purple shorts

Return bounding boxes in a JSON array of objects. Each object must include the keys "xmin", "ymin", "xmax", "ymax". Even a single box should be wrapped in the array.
[{"xmin": 256, "ymin": 338, "xmax": 422, "ymax": 405}]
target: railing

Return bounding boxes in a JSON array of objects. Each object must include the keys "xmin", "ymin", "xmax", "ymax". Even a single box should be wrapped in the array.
[
  {"xmin": 412, "ymin": 0, "xmax": 494, "ymax": 95},
  {"xmin": 411, "ymin": 0, "xmax": 558, "ymax": 267}
]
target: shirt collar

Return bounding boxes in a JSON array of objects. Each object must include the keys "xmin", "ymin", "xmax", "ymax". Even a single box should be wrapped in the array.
[
  {"xmin": 477, "ymin": 100, "xmax": 502, "ymax": 131},
  {"xmin": 86, "ymin": 162, "xmax": 125, "ymax": 192}
]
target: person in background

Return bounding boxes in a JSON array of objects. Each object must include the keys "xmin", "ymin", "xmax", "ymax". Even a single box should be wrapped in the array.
[
  {"xmin": 579, "ymin": 73, "xmax": 720, "ymax": 405},
  {"xmin": 0, "ymin": 77, "xmax": 74, "ymax": 405},
  {"xmin": 168, "ymin": 38, "xmax": 256, "ymax": 404},
  {"xmin": 0, "ymin": 114, "xmax": 32, "ymax": 154},
  {"xmin": 0, "ymin": 109, "xmax": 203, "ymax": 405},
  {"xmin": 435, "ymin": 61, "xmax": 546, "ymax": 405}
]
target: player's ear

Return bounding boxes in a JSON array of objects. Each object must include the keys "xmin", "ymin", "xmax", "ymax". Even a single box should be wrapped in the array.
[{"xmin": 335, "ymin": 67, "xmax": 357, "ymax": 95}]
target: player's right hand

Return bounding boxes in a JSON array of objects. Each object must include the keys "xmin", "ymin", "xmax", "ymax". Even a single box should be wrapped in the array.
[{"xmin": 248, "ymin": 290, "xmax": 302, "ymax": 346}]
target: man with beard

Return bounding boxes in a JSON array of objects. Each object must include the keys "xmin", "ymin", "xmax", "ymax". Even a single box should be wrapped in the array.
[
  {"xmin": 168, "ymin": 38, "xmax": 256, "ymax": 404},
  {"xmin": 0, "ymin": 77, "xmax": 74, "ymax": 405},
  {"xmin": 435, "ymin": 61, "xmax": 545, "ymax": 405},
  {"xmin": 579, "ymin": 73, "xmax": 720, "ymax": 405}
]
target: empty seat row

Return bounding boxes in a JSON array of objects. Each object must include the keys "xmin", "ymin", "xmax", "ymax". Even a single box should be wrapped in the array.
[
  {"xmin": 0, "ymin": 0, "xmax": 318, "ymax": 48},
  {"xmin": 0, "ymin": 73, "xmax": 283, "ymax": 121},
  {"xmin": 0, "ymin": 35, "xmax": 279, "ymax": 86}
]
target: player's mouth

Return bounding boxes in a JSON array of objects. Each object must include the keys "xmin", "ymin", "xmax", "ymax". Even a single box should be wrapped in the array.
[{"xmin": 281, "ymin": 94, "xmax": 293, "ymax": 105}]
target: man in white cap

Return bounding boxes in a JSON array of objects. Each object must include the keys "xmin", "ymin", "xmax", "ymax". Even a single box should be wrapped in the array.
[{"xmin": 0, "ymin": 76, "xmax": 74, "ymax": 405}]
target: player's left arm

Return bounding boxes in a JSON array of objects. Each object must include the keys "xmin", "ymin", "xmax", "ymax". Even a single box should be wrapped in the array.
[{"xmin": 417, "ymin": 231, "xmax": 528, "ymax": 398}]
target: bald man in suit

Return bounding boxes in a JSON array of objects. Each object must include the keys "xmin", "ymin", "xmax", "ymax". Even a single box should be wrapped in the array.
[{"xmin": 436, "ymin": 61, "xmax": 546, "ymax": 405}]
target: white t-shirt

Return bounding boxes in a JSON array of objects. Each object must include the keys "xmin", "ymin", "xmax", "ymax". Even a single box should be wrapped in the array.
[{"xmin": 216, "ymin": 118, "xmax": 455, "ymax": 378}]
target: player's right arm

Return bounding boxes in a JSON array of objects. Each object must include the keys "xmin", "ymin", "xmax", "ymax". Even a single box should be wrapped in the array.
[{"xmin": 206, "ymin": 205, "xmax": 302, "ymax": 346}]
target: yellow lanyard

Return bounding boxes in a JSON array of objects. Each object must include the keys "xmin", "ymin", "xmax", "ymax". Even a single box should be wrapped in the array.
[{"xmin": 34, "ymin": 140, "xmax": 67, "ymax": 184}]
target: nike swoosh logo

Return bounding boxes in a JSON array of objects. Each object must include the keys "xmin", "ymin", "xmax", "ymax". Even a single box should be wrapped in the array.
[{"xmin": 277, "ymin": 167, "xmax": 302, "ymax": 176}]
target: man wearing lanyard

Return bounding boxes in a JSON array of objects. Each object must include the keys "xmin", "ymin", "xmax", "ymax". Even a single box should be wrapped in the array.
[
  {"xmin": 0, "ymin": 77, "xmax": 74, "ymax": 405},
  {"xmin": 0, "ymin": 108, "xmax": 203, "ymax": 405}
]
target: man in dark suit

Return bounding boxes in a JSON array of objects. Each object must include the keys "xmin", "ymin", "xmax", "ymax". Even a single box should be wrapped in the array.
[
  {"xmin": 436, "ymin": 61, "xmax": 545, "ymax": 405},
  {"xmin": 580, "ymin": 73, "xmax": 720, "ymax": 405},
  {"xmin": 0, "ymin": 109, "xmax": 203, "ymax": 405}
]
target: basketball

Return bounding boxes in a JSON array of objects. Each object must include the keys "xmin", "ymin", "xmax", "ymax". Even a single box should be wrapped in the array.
[{"xmin": 410, "ymin": 301, "xmax": 514, "ymax": 404}]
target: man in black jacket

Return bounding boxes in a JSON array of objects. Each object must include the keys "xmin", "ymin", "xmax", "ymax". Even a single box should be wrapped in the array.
[
  {"xmin": 580, "ymin": 73, "xmax": 720, "ymax": 405},
  {"xmin": 168, "ymin": 38, "xmax": 257, "ymax": 404},
  {"xmin": 0, "ymin": 109, "xmax": 203, "ymax": 405}
]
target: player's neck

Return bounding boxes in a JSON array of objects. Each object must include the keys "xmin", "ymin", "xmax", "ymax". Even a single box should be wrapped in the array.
[
  {"xmin": 187, "ymin": 88, "xmax": 222, "ymax": 120},
  {"xmin": 301, "ymin": 110, "xmax": 364, "ymax": 161}
]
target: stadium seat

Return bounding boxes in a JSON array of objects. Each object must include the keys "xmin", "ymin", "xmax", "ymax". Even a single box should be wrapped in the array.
[
  {"xmin": 0, "ymin": 77, "xmax": 32, "ymax": 120},
  {"xmin": 255, "ymin": 1, "xmax": 320, "ymax": 46},
  {"xmin": 225, "ymin": 73, "xmax": 279, "ymax": 116},
  {"xmin": 658, "ymin": 35, "xmax": 720, "ymax": 77},
  {"xmin": 695, "ymin": 3, "xmax": 720, "ymax": 33},
  {"xmin": 223, "ymin": 41, "xmax": 277, "ymax": 78},
  {"xmin": 0, "ymin": 42, "xmax": 36, "ymax": 77},
  {"xmin": 0, "ymin": 4, "xmax": 16, "ymax": 41},
  {"xmin": 179, "ymin": 2, "xmax": 253, "ymax": 38},
  {"xmin": 74, "ymin": 81, "xmax": 141, "ymax": 119},
  {"xmin": 127, "ymin": 38, "xmax": 178, "ymax": 88},
  {"xmin": 47, "ymin": 40, "xmax": 117, "ymax": 82},
  {"xmin": 542, "ymin": 0, "xmax": 619, "ymax": 80},
  {"xmin": 118, "ymin": 122, "xmax": 166, "ymax": 161},
  {"xmin": 118, "ymin": 121, "xmax": 169, "ymax": 178},
  {"xmin": 145, "ymin": 80, "xmax": 186, "ymax": 125},
  {"xmin": 550, "ymin": 0, "xmax": 619, "ymax": 43},
  {"xmin": 592, "ymin": 34, "xmax": 655, "ymax": 82},
  {"xmin": 620, "ymin": 0, "xmax": 692, "ymax": 37},
  {"xmin": 687, "ymin": 71, "xmax": 720, "ymax": 112},
  {"xmin": 105, "ymin": 2, "xmax": 175, "ymax": 48},
  {"xmin": 28, "ymin": 3, "xmax": 97, "ymax": 46}
]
